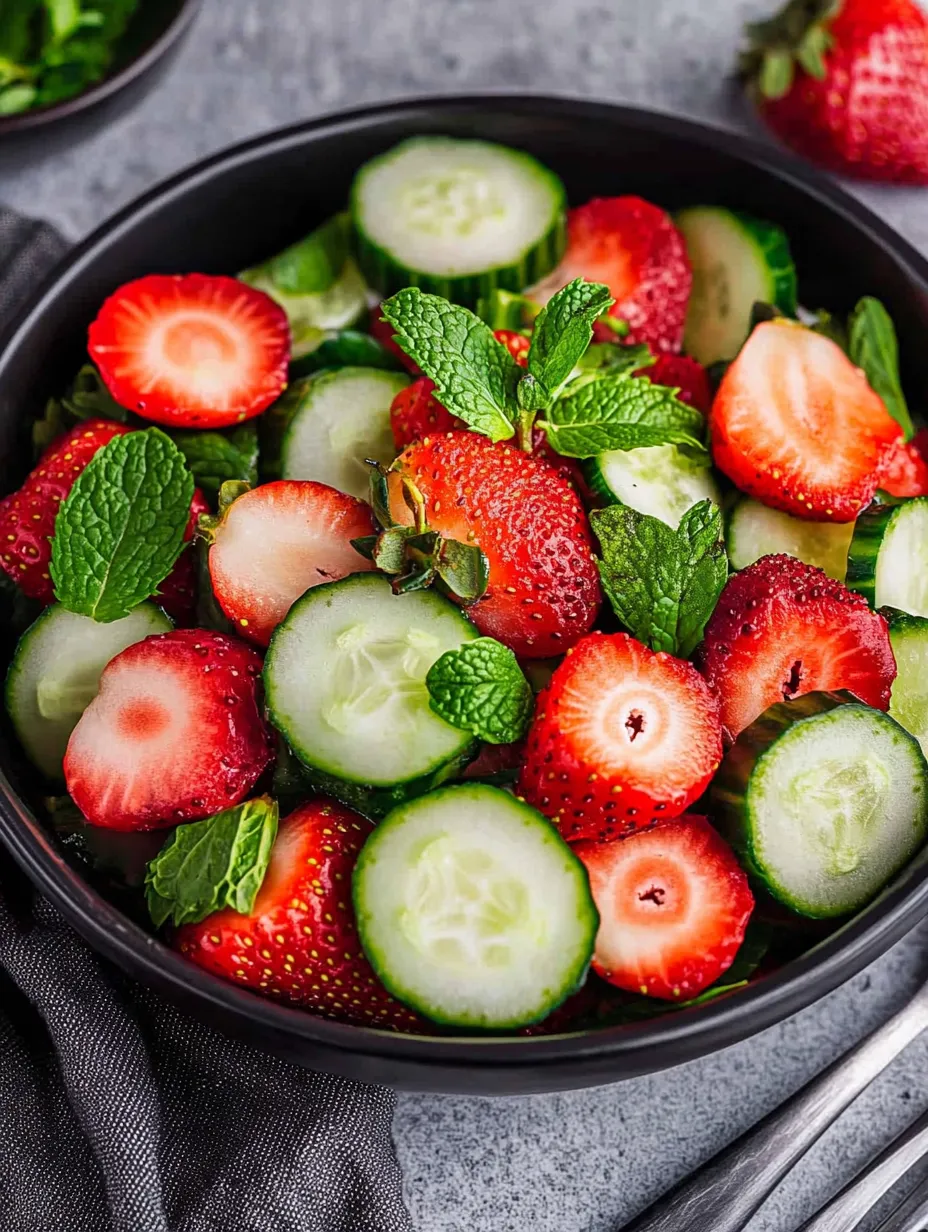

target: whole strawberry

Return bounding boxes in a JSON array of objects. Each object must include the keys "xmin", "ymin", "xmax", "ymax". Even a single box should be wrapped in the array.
[
  {"xmin": 176, "ymin": 798, "xmax": 422, "ymax": 1030},
  {"xmin": 742, "ymin": 0, "xmax": 928, "ymax": 183}
]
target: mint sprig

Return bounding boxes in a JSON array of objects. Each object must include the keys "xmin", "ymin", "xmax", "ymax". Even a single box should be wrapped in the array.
[
  {"xmin": 591, "ymin": 499, "xmax": 728, "ymax": 657},
  {"xmin": 848, "ymin": 297, "xmax": 914, "ymax": 441},
  {"xmin": 426, "ymin": 638, "xmax": 534, "ymax": 744},
  {"xmin": 145, "ymin": 796, "xmax": 279, "ymax": 929},
  {"xmin": 525, "ymin": 278, "xmax": 614, "ymax": 405},
  {"xmin": 51, "ymin": 428, "xmax": 194, "ymax": 623},
  {"xmin": 173, "ymin": 422, "xmax": 259, "ymax": 498}
]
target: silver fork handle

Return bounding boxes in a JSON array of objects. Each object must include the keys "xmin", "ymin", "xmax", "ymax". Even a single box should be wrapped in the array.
[{"xmin": 624, "ymin": 981, "xmax": 928, "ymax": 1232}]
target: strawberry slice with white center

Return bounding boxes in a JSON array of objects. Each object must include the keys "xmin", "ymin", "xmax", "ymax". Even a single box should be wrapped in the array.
[
  {"xmin": 64, "ymin": 629, "xmax": 273, "ymax": 831},
  {"xmin": 710, "ymin": 319, "xmax": 902, "ymax": 521},
  {"xmin": 88, "ymin": 274, "xmax": 290, "ymax": 428},
  {"xmin": 574, "ymin": 815, "xmax": 754, "ymax": 1000},
  {"xmin": 206, "ymin": 480, "xmax": 375, "ymax": 645},
  {"xmin": 517, "ymin": 633, "xmax": 723, "ymax": 841}
]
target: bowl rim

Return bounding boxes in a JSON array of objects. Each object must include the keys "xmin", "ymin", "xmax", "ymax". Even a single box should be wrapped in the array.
[
  {"xmin": 0, "ymin": 0, "xmax": 204, "ymax": 136},
  {"xmin": 2, "ymin": 92, "xmax": 928, "ymax": 1080}
]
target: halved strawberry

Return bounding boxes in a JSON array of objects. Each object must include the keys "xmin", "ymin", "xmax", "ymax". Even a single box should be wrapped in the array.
[
  {"xmin": 532, "ymin": 197, "xmax": 692, "ymax": 353},
  {"xmin": 206, "ymin": 480, "xmax": 375, "ymax": 645},
  {"xmin": 156, "ymin": 487, "xmax": 210, "ymax": 625},
  {"xmin": 695, "ymin": 554, "xmax": 896, "ymax": 742},
  {"xmin": 880, "ymin": 428, "xmax": 928, "ymax": 497},
  {"xmin": 517, "ymin": 633, "xmax": 723, "ymax": 840},
  {"xmin": 175, "ymin": 798, "xmax": 421, "ymax": 1030},
  {"xmin": 0, "ymin": 419, "xmax": 129, "ymax": 602},
  {"xmin": 492, "ymin": 328, "xmax": 532, "ymax": 365},
  {"xmin": 64, "ymin": 629, "xmax": 273, "ymax": 830},
  {"xmin": 88, "ymin": 274, "xmax": 290, "ymax": 429},
  {"xmin": 574, "ymin": 815, "xmax": 754, "ymax": 1000},
  {"xmin": 388, "ymin": 431, "xmax": 601, "ymax": 657},
  {"xmin": 710, "ymin": 319, "xmax": 902, "ymax": 521},
  {"xmin": 641, "ymin": 353, "xmax": 712, "ymax": 415}
]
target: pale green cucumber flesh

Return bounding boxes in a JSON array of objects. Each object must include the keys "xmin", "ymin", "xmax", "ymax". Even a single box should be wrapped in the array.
[
  {"xmin": 585, "ymin": 444, "xmax": 720, "ymax": 529},
  {"xmin": 353, "ymin": 783, "xmax": 598, "ymax": 1028},
  {"xmin": 241, "ymin": 258, "xmax": 369, "ymax": 359},
  {"xmin": 848, "ymin": 498, "xmax": 928, "ymax": 615},
  {"xmin": 727, "ymin": 498, "xmax": 853, "ymax": 581},
  {"xmin": 888, "ymin": 615, "xmax": 928, "ymax": 763}
]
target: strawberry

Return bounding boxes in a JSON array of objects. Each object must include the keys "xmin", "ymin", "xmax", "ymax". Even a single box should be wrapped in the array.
[
  {"xmin": 640, "ymin": 353, "xmax": 712, "ymax": 415},
  {"xmin": 574, "ymin": 815, "xmax": 754, "ymax": 1000},
  {"xmin": 0, "ymin": 419, "xmax": 129, "ymax": 602},
  {"xmin": 517, "ymin": 633, "xmax": 723, "ymax": 841},
  {"xmin": 695, "ymin": 554, "xmax": 896, "ymax": 742},
  {"xmin": 388, "ymin": 431, "xmax": 601, "ymax": 657},
  {"xmin": 88, "ymin": 274, "xmax": 290, "ymax": 429},
  {"xmin": 710, "ymin": 319, "xmax": 902, "ymax": 521},
  {"xmin": 492, "ymin": 329, "xmax": 532, "ymax": 366},
  {"xmin": 64, "ymin": 629, "xmax": 273, "ymax": 831},
  {"xmin": 156, "ymin": 487, "xmax": 210, "ymax": 625},
  {"xmin": 532, "ymin": 197, "xmax": 692, "ymax": 353},
  {"xmin": 880, "ymin": 428, "xmax": 928, "ymax": 498},
  {"xmin": 206, "ymin": 480, "xmax": 375, "ymax": 645},
  {"xmin": 742, "ymin": 0, "xmax": 928, "ymax": 184},
  {"xmin": 175, "ymin": 798, "xmax": 421, "ymax": 1030}
]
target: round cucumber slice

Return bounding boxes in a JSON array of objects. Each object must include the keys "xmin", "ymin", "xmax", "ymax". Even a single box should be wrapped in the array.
[
  {"xmin": 351, "ymin": 137, "xmax": 567, "ymax": 308},
  {"xmin": 847, "ymin": 497, "xmax": 928, "ymax": 615},
  {"xmin": 584, "ymin": 444, "xmax": 720, "ymax": 529},
  {"xmin": 353, "ymin": 783, "xmax": 598, "ymax": 1028},
  {"xmin": 888, "ymin": 613, "xmax": 928, "ymax": 762},
  {"xmin": 279, "ymin": 367, "xmax": 410, "ymax": 500},
  {"xmin": 727, "ymin": 497, "xmax": 853, "ymax": 581},
  {"xmin": 263, "ymin": 573, "xmax": 479, "ymax": 816},
  {"xmin": 712, "ymin": 690, "xmax": 928, "ymax": 918},
  {"xmin": 5, "ymin": 602, "xmax": 172, "ymax": 781},
  {"xmin": 677, "ymin": 206, "xmax": 797, "ymax": 367}
]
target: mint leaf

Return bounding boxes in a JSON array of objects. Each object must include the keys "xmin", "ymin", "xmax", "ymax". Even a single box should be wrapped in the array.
[
  {"xmin": 526, "ymin": 278, "xmax": 614, "ymax": 404},
  {"xmin": 246, "ymin": 213, "xmax": 350, "ymax": 296},
  {"xmin": 591, "ymin": 499, "xmax": 727, "ymax": 657},
  {"xmin": 51, "ymin": 428, "xmax": 194, "ymax": 623},
  {"xmin": 145, "ymin": 796, "xmax": 279, "ymax": 928},
  {"xmin": 426, "ymin": 638, "xmax": 533, "ymax": 744},
  {"xmin": 848, "ymin": 297, "xmax": 914, "ymax": 441},
  {"xmin": 540, "ymin": 375, "xmax": 706, "ymax": 459},
  {"xmin": 380, "ymin": 288, "xmax": 520, "ymax": 442},
  {"xmin": 172, "ymin": 423, "xmax": 259, "ymax": 498}
]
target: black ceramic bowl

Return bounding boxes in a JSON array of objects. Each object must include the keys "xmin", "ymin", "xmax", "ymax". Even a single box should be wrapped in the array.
[
  {"xmin": 0, "ymin": 0, "xmax": 202, "ymax": 167},
  {"xmin": 1, "ymin": 96, "xmax": 927, "ymax": 1095}
]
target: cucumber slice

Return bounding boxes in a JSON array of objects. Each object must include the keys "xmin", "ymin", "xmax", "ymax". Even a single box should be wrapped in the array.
[
  {"xmin": 279, "ymin": 367, "xmax": 410, "ymax": 500},
  {"xmin": 584, "ymin": 444, "xmax": 720, "ymax": 529},
  {"xmin": 847, "ymin": 497, "xmax": 928, "ymax": 615},
  {"xmin": 887, "ymin": 613, "xmax": 928, "ymax": 761},
  {"xmin": 712, "ymin": 690, "xmax": 928, "ymax": 918},
  {"xmin": 241, "ymin": 259, "xmax": 368, "ymax": 359},
  {"xmin": 353, "ymin": 783, "xmax": 598, "ymax": 1028},
  {"xmin": 5, "ymin": 602, "xmax": 172, "ymax": 781},
  {"xmin": 263, "ymin": 573, "xmax": 479, "ymax": 817},
  {"xmin": 288, "ymin": 329, "xmax": 403, "ymax": 380},
  {"xmin": 677, "ymin": 207, "xmax": 797, "ymax": 367},
  {"xmin": 351, "ymin": 137, "xmax": 566, "ymax": 308},
  {"xmin": 727, "ymin": 497, "xmax": 854, "ymax": 581}
]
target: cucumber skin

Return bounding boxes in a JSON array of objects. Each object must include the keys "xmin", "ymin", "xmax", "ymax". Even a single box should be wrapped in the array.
[
  {"xmin": 734, "ymin": 211, "xmax": 798, "ymax": 318},
  {"xmin": 711, "ymin": 689, "xmax": 869, "ymax": 919},
  {"xmin": 846, "ymin": 503, "xmax": 896, "ymax": 607}
]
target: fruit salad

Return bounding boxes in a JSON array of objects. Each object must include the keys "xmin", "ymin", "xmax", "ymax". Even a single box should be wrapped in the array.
[{"xmin": 4, "ymin": 135, "xmax": 928, "ymax": 1036}]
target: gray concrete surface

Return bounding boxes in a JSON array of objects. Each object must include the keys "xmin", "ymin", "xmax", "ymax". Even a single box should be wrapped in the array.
[{"xmin": 3, "ymin": 1, "xmax": 928, "ymax": 1229}]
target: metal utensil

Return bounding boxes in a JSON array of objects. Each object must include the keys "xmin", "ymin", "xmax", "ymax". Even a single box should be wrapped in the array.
[{"xmin": 875, "ymin": 1172, "xmax": 928, "ymax": 1232}]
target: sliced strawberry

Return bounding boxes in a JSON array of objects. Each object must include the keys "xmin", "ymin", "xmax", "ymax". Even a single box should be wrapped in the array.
[
  {"xmin": 389, "ymin": 431, "xmax": 601, "ymax": 657},
  {"xmin": 156, "ymin": 487, "xmax": 210, "ymax": 625},
  {"xmin": 64, "ymin": 629, "xmax": 273, "ymax": 831},
  {"xmin": 532, "ymin": 197, "xmax": 692, "ymax": 353},
  {"xmin": 710, "ymin": 319, "xmax": 902, "ymax": 521},
  {"xmin": 695, "ymin": 554, "xmax": 896, "ymax": 742},
  {"xmin": 493, "ymin": 328, "xmax": 532, "ymax": 366},
  {"xmin": 517, "ymin": 633, "xmax": 723, "ymax": 840},
  {"xmin": 640, "ymin": 353, "xmax": 712, "ymax": 415},
  {"xmin": 0, "ymin": 419, "xmax": 129, "ymax": 602},
  {"xmin": 880, "ymin": 428, "xmax": 928, "ymax": 497},
  {"xmin": 207, "ymin": 480, "xmax": 375, "ymax": 645},
  {"xmin": 175, "ymin": 798, "xmax": 421, "ymax": 1030},
  {"xmin": 574, "ymin": 815, "xmax": 754, "ymax": 1000},
  {"xmin": 88, "ymin": 274, "xmax": 290, "ymax": 429}
]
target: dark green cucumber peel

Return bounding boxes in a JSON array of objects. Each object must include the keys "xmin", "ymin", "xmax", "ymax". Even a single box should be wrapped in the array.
[
  {"xmin": 737, "ymin": 211, "xmax": 798, "ymax": 318},
  {"xmin": 845, "ymin": 503, "xmax": 895, "ymax": 606}
]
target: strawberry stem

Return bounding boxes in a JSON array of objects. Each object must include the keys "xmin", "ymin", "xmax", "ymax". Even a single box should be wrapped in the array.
[{"xmin": 401, "ymin": 478, "xmax": 429, "ymax": 534}]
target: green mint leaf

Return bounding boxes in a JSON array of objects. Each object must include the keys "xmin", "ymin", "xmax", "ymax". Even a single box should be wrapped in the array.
[
  {"xmin": 565, "ymin": 341, "xmax": 653, "ymax": 393},
  {"xmin": 250, "ymin": 213, "xmax": 350, "ymax": 296},
  {"xmin": 380, "ymin": 288, "xmax": 520, "ymax": 442},
  {"xmin": 172, "ymin": 422, "xmax": 259, "ymax": 498},
  {"xmin": 426, "ymin": 637, "xmax": 533, "ymax": 744},
  {"xmin": 145, "ymin": 796, "xmax": 279, "ymax": 929},
  {"xmin": 540, "ymin": 375, "xmax": 707, "ymax": 459},
  {"xmin": 848, "ymin": 297, "xmax": 914, "ymax": 441},
  {"xmin": 476, "ymin": 288, "xmax": 538, "ymax": 330},
  {"xmin": 591, "ymin": 499, "xmax": 728, "ymax": 657},
  {"xmin": 528, "ymin": 278, "xmax": 614, "ymax": 403},
  {"xmin": 51, "ymin": 428, "xmax": 194, "ymax": 623}
]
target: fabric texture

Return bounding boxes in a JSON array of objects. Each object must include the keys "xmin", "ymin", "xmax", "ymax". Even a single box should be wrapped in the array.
[{"xmin": 0, "ymin": 206, "xmax": 412, "ymax": 1232}]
